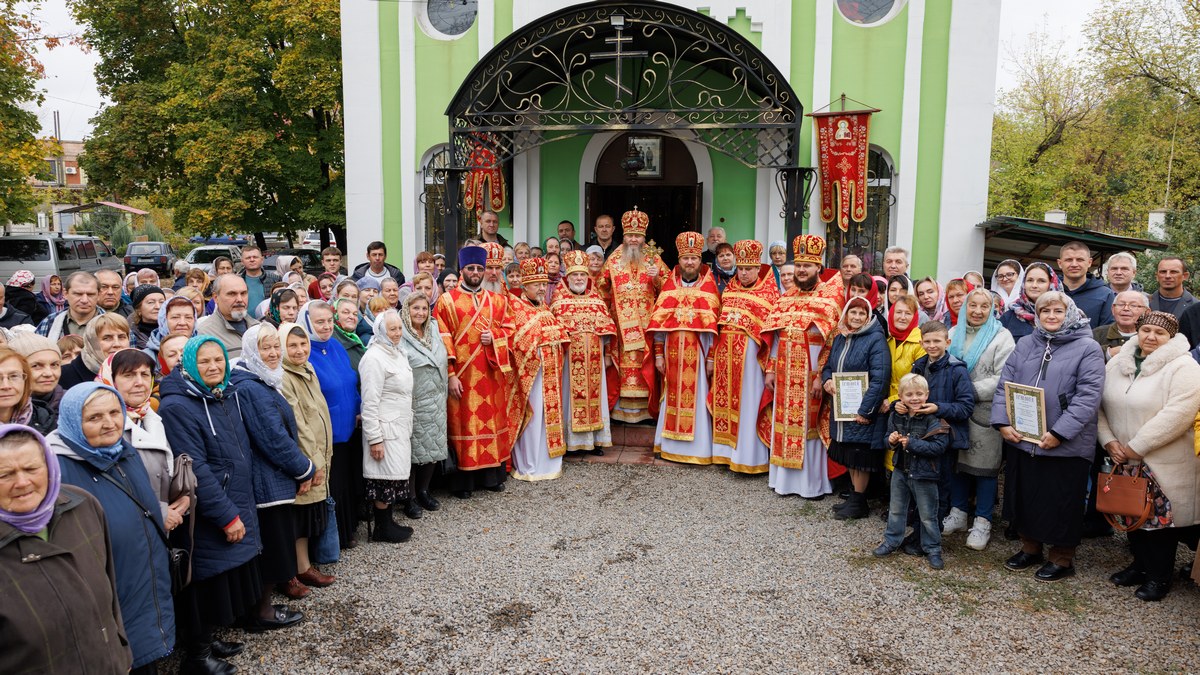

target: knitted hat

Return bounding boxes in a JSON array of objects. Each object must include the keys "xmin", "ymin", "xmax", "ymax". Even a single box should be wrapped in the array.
[
  {"xmin": 1137, "ymin": 310, "xmax": 1179, "ymax": 338},
  {"xmin": 130, "ymin": 284, "xmax": 165, "ymax": 309}
]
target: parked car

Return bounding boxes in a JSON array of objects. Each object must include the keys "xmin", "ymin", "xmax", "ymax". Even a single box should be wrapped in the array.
[
  {"xmin": 0, "ymin": 234, "xmax": 124, "ymax": 283},
  {"xmin": 185, "ymin": 245, "xmax": 242, "ymax": 275},
  {"xmin": 300, "ymin": 231, "xmax": 337, "ymax": 248},
  {"xmin": 188, "ymin": 233, "xmax": 251, "ymax": 246},
  {"xmin": 264, "ymin": 248, "xmax": 325, "ymax": 277},
  {"xmin": 123, "ymin": 241, "xmax": 178, "ymax": 277}
]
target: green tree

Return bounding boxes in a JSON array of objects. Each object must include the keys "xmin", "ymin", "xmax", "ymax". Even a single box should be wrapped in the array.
[{"xmin": 0, "ymin": 0, "xmax": 57, "ymax": 224}]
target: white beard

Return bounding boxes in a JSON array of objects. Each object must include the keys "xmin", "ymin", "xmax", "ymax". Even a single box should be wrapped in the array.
[
  {"xmin": 229, "ymin": 309, "xmax": 247, "ymax": 321},
  {"xmin": 568, "ymin": 278, "xmax": 589, "ymax": 295},
  {"xmin": 482, "ymin": 280, "xmax": 505, "ymax": 293}
]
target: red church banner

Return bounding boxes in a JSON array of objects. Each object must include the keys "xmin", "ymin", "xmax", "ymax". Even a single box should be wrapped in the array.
[
  {"xmin": 462, "ymin": 136, "xmax": 506, "ymax": 216},
  {"xmin": 811, "ymin": 109, "xmax": 876, "ymax": 232}
]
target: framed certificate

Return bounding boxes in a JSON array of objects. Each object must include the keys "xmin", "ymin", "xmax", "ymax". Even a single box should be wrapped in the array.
[
  {"xmin": 832, "ymin": 372, "xmax": 869, "ymax": 422},
  {"xmin": 1004, "ymin": 382, "xmax": 1047, "ymax": 442}
]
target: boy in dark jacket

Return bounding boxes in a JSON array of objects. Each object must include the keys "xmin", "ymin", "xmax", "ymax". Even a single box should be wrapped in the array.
[{"xmin": 874, "ymin": 373, "xmax": 951, "ymax": 569}]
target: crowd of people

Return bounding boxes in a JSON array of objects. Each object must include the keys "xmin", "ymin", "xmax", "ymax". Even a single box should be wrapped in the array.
[{"xmin": 2, "ymin": 210, "xmax": 1200, "ymax": 674}]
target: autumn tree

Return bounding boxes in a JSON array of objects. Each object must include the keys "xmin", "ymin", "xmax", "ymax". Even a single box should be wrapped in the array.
[{"xmin": 0, "ymin": 0, "xmax": 56, "ymax": 225}]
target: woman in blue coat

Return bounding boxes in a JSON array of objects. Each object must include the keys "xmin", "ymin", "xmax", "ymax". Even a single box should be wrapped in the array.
[
  {"xmin": 158, "ymin": 336, "xmax": 283, "ymax": 673},
  {"xmin": 822, "ymin": 296, "xmax": 892, "ymax": 520},
  {"xmin": 50, "ymin": 382, "xmax": 175, "ymax": 674}
]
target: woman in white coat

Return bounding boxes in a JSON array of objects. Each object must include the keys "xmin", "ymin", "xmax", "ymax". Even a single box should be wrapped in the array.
[
  {"xmin": 1098, "ymin": 311, "xmax": 1200, "ymax": 601},
  {"xmin": 359, "ymin": 309, "xmax": 415, "ymax": 544}
]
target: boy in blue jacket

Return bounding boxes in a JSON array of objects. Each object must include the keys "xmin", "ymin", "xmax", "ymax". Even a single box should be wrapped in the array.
[{"xmin": 874, "ymin": 373, "xmax": 952, "ymax": 569}]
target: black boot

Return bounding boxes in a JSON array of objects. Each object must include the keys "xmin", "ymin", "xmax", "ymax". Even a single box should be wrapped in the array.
[
  {"xmin": 371, "ymin": 505, "xmax": 413, "ymax": 543},
  {"xmin": 834, "ymin": 492, "xmax": 869, "ymax": 520},
  {"xmin": 417, "ymin": 491, "xmax": 440, "ymax": 511},
  {"xmin": 413, "ymin": 464, "xmax": 440, "ymax": 511},
  {"xmin": 403, "ymin": 498, "xmax": 424, "ymax": 519},
  {"xmin": 180, "ymin": 639, "xmax": 237, "ymax": 675}
]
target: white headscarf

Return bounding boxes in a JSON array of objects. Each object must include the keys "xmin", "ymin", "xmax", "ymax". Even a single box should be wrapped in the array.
[
  {"xmin": 238, "ymin": 323, "xmax": 285, "ymax": 391},
  {"xmin": 370, "ymin": 309, "xmax": 403, "ymax": 351},
  {"xmin": 990, "ymin": 259, "xmax": 1025, "ymax": 311}
]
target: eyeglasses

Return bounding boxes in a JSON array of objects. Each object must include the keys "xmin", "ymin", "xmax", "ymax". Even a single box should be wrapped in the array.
[
  {"xmin": 1113, "ymin": 302, "xmax": 1147, "ymax": 310},
  {"xmin": 996, "ymin": 272, "xmax": 1017, "ymax": 280},
  {"xmin": 0, "ymin": 373, "xmax": 27, "ymax": 385}
]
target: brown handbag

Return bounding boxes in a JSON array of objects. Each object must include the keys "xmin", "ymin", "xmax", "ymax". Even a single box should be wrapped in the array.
[{"xmin": 1095, "ymin": 463, "xmax": 1153, "ymax": 532}]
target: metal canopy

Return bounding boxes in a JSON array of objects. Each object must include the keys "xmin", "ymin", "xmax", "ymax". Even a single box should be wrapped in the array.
[{"xmin": 977, "ymin": 215, "xmax": 1167, "ymax": 274}]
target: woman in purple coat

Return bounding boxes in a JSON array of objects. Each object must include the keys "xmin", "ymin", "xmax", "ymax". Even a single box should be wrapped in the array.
[{"xmin": 991, "ymin": 291, "xmax": 1105, "ymax": 582}]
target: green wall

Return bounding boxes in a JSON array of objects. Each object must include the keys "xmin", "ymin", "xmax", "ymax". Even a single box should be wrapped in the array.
[
  {"xmin": 538, "ymin": 135, "xmax": 590, "ymax": 244},
  {"xmin": 709, "ymin": 150, "xmax": 757, "ymax": 241},
  {"xmin": 378, "ymin": 2, "xmax": 403, "ymax": 259},
  {"xmin": 911, "ymin": 2, "xmax": 953, "ymax": 279},
  {"xmin": 828, "ymin": 7, "xmax": 908, "ymax": 164}
]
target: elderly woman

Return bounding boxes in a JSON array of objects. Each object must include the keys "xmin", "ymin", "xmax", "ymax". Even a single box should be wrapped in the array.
[
  {"xmin": 59, "ymin": 313, "xmax": 132, "ymax": 390},
  {"xmin": 992, "ymin": 292, "xmax": 1106, "ymax": 581},
  {"xmin": 1094, "ymin": 289, "xmax": 1150, "ymax": 361},
  {"xmin": 438, "ymin": 270, "xmax": 459, "ymax": 294},
  {"xmin": 999, "ymin": 262, "xmax": 1060, "ymax": 343},
  {"xmin": 50, "ymin": 383, "xmax": 175, "ymax": 673},
  {"xmin": 359, "ymin": 310, "xmax": 416, "ymax": 541},
  {"xmin": 37, "ymin": 273, "xmax": 67, "ymax": 317},
  {"xmin": 380, "ymin": 277, "xmax": 401, "ymax": 310},
  {"xmin": 943, "ymin": 288, "xmax": 1015, "ymax": 550},
  {"xmin": 0, "ymin": 346, "xmax": 56, "ymax": 434},
  {"xmin": 0, "ymin": 424, "xmax": 133, "ymax": 673},
  {"xmin": 211, "ymin": 256, "xmax": 235, "ymax": 277},
  {"xmin": 400, "ymin": 292, "xmax": 449, "ymax": 515},
  {"xmin": 7, "ymin": 333, "xmax": 64, "ymax": 414},
  {"xmin": 332, "ymin": 298, "xmax": 367, "ymax": 369},
  {"xmin": 1097, "ymin": 311, "xmax": 1200, "ymax": 601},
  {"xmin": 298, "ymin": 301, "xmax": 362, "ymax": 549},
  {"xmin": 129, "ymin": 285, "xmax": 166, "ymax": 350},
  {"xmin": 767, "ymin": 240, "xmax": 787, "ymax": 291},
  {"xmin": 159, "ymin": 336, "xmax": 283, "ymax": 670},
  {"xmin": 263, "ymin": 288, "xmax": 302, "ymax": 329}
]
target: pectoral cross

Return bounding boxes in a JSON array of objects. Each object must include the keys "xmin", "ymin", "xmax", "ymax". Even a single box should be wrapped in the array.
[
  {"xmin": 589, "ymin": 17, "xmax": 647, "ymax": 106},
  {"xmin": 643, "ymin": 239, "xmax": 663, "ymax": 263}
]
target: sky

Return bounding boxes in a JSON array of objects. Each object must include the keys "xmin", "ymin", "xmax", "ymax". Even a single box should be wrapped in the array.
[{"xmin": 31, "ymin": 0, "xmax": 1101, "ymax": 141}]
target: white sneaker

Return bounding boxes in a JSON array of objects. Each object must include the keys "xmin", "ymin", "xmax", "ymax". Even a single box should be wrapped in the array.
[
  {"xmin": 942, "ymin": 507, "xmax": 969, "ymax": 534},
  {"xmin": 966, "ymin": 517, "xmax": 992, "ymax": 550}
]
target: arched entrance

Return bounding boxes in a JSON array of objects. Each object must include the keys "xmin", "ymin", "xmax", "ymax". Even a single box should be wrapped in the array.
[{"xmin": 437, "ymin": 0, "xmax": 812, "ymax": 255}]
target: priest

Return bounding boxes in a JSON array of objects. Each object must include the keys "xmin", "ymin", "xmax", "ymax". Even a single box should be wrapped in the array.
[
  {"xmin": 482, "ymin": 242, "xmax": 507, "ymax": 293},
  {"xmin": 761, "ymin": 234, "xmax": 844, "ymax": 498},
  {"xmin": 597, "ymin": 208, "xmax": 670, "ymax": 423},
  {"xmin": 508, "ymin": 257, "xmax": 572, "ymax": 481},
  {"xmin": 647, "ymin": 231, "xmax": 721, "ymax": 464},
  {"xmin": 710, "ymin": 240, "xmax": 780, "ymax": 473},
  {"xmin": 435, "ymin": 244, "xmax": 516, "ymax": 499}
]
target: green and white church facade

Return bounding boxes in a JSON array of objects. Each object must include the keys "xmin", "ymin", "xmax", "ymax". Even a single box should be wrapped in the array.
[{"xmin": 341, "ymin": 0, "xmax": 1001, "ymax": 279}]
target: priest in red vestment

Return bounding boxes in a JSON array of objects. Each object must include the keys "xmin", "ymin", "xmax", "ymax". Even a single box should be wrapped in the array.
[
  {"xmin": 435, "ymin": 245, "xmax": 516, "ymax": 498},
  {"xmin": 647, "ymin": 231, "xmax": 721, "ymax": 464}
]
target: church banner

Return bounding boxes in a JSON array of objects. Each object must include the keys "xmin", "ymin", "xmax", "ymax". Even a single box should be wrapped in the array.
[
  {"xmin": 811, "ymin": 109, "xmax": 877, "ymax": 232},
  {"xmin": 462, "ymin": 135, "xmax": 506, "ymax": 216}
]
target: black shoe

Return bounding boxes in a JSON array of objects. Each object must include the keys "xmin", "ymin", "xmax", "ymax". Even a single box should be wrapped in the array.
[
  {"xmin": 487, "ymin": 482, "xmax": 506, "ymax": 493},
  {"xmin": 244, "ymin": 605, "xmax": 303, "ymax": 632},
  {"xmin": 402, "ymin": 500, "xmax": 423, "ymax": 520},
  {"xmin": 181, "ymin": 643, "xmax": 238, "ymax": 675},
  {"xmin": 1004, "ymin": 550, "xmax": 1044, "ymax": 571},
  {"xmin": 1081, "ymin": 521, "xmax": 1114, "ymax": 539},
  {"xmin": 1034, "ymin": 562, "xmax": 1075, "ymax": 582},
  {"xmin": 211, "ymin": 639, "xmax": 244, "ymax": 659},
  {"xmin": 453, "ymin": 490, "xmax": 472, "ymax": 500},
  {"xmin": 833, "ymin": 493, "xmax": 869, "ymax": 521},
  {"xmin": 802, "ymin": 494, "xmax": 825, "ymax": 502},
  {"xmin": 838, "ymin": 489, "xmax": 853, "ymax": 500},
  {"xmin": 1134, "ymin": 580, "xmax": 1171, "ymax": 602},
  {"xmin": 1109, "ymin": 567, "xmax": 1147, "ymax": 588},
  {"xmin": 416, "ymin": 491, "xmax": 441, "ymax": 511},
  {"xmin": 901, "ymin": 532, "xmax": 924, "ymax": 557},
  {"xmin": 1003, "ymin": 523, "xmax": 1019, "ymax": 541},
  {"xmin": 1180, "ymin": 563, "xmax": 1194, "ymax": 582},
  {"xmin": 588, "ymin": 448, "xmax": 605, "ymax": 456}
]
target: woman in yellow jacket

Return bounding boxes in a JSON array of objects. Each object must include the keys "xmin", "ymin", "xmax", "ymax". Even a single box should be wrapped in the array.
[{"xmin": 883, "ymin": 295, "xmax": 925, "ymax": 470}]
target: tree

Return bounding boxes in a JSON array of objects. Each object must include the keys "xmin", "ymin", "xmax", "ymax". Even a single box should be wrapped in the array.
[
  {"xmin": 71, "ymin": 0, "xmax": 345, "ymax": 245},
  {"xmin": 0, "ymin": 0, "xmax": 57, "ymax": 224}
]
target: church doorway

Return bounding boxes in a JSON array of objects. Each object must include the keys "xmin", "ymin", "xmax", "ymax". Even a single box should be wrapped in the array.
[{"xmin": 586, "ymin": 133, "xmax": 700, "ymax": 269}]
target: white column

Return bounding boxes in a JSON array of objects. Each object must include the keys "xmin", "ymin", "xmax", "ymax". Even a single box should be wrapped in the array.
[
  {"xmin": 808, "ymin": 0, "xmax": 834, "ymax": 241},
  {"xmin": 894, "ymin": 0, "xmax": 926, "ymax": 255},
  {"xmin": 512, "ymin": 147, "xmax": 540, "ymax": 246},
  {"xmin": 340, "ymin": 0, "xmax": 383, "ymax": 268},
  {"xmin": 399, "ymin": 3, "xmax": 418, "ymax": 262}
]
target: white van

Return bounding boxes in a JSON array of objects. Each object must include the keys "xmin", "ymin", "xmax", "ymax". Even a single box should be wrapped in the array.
[{"xmin": 0, "ymin": 234, "xmax": 125, "ymax": 283}]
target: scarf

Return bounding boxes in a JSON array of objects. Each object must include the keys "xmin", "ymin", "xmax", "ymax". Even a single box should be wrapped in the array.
[
  {"xmin": 943, "ymin": 279, "xmax": 976, "ymax": 328},
  {"xmin": 838, "ymin": 296, "xmax": 878, "ymax": 337},
  {"xmin": 888, "ymin": 303, "xmax": 918, "ymax": 343},
  {"xmin": 279, "ymin": 322, "xmax": 310, "ymax": 368},
  {"xmin": 275, "ymin": 255, "xmax": 297, "ymax": 279},
  {"xmin": 145, "ymin": 296, "xmax": 198, "ymax": 356},
  {"xmin": 268, "ymin": 289, "xmax": 290, "ymax": 325},
  {"xmin": 0, "ymin": 424, "xmax": 61, "ymax": 534},
  {"xmin": 371, "ymin": 309, "xmax": 403, "ymax": 352},
  {"xmin": 40, "ymin": 275, "xmax": 66, "ymax": 313},
  {"xmin": 1033, "ymin": 293, "xmax": 1091, "ymax": 341},
  {"xmin": 332, "ymin": 298, "xmax": 364, "ymax": 348},
  {"xmin": 400, "ymin": 293, "xmax": 435, "ymax": 352},
  {"xmin": 949, "ymin": 289, "xmax": 1003, "ymax": 372},
  {"xmin": 990, "ymin": 259, "xmax": 1025, "ymax": 311},
  {"xmin": 1008, "ymin": 262, "xmax": 1062, "ymax": 325},
  {"xmin": 96, "ymin": 350, "xmax": 153, "ymax": 421},
  {"xmin": 58, "ymin": 383, "xmax": 127, "ymax": 461},
  {"xmin": 310, "ymin": 272, "xmax": 338, "ymax": 302},
  {"xmin": 238, "ymin": 324, "xmax": 285, "ymax": 392},
  {"xmin": 80, "ymin": 317, "xmax": 111, "ymax": 375},
  {"xmin": 916, "ymin": 278, "xmax": 948, "ymax": 324},
  {"xmin": 181, "ymin": 335, "xmax": 230, "ymax": 396}
]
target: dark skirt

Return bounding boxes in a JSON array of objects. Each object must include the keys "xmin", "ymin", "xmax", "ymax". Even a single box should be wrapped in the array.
[
  {"xmin": 292, "ymin": 501, "xmax": 327, "ymax": 540},
  {"xmin": 1010, "ymin": 446, "xmax": 1091, "ymax": 548},
  {"xmin": 256, "ymin": 505, "xmax": 298, "ymax": 585},
  {"xmin": 174, "ymin": 558, "xmax": 262, "ymax": 638},
  {"xmin": 330, "ymin": 437, "xmax": 364, "ymax": 548},
  {"xmin": 364, "ymin": 478, "xmax": 411, "ymax": 504},
  {"xmin": 829, "ymin": 440, "xmax": 882, "ymax": 473},
  {"xmin": 445, "ymin": 465, "xmax": 508, "ymax": 492}
]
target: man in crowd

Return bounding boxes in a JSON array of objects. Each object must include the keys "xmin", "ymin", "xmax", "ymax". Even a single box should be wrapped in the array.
[
  {"xmin": 593, "ymin": 214, "xmax": 618, "ymax": 259},
  {"xmin": 551, "ymin": 250, "xmax": 619, "ymax": 455},
  {"xmin": 883, "ymin": 246, "xmax": 909, "ymax": 280},
  {"xmin": 557, "ymin": 220, "xmax": 576, "ymax": 242},
  {"xmin": 1148, "ymin": 256, "xmax": 1195, "ymax": 318},
  {"xmin": 95, "ymin": 269, "xmax": 132, "ymax": 318},
  {"xmin": 508, "ymin": 257, "xmax": 571, "ymax": 481},
  {"xmin": 597, "ymin": 208, "xmax": 670, "ymax": 423},
  {"xmin": 238, "ymin": 245, "xmax": 280, "ymax": 313},
  {"xmin": 197, "ymin": 274, "xmax": 257, "ymax": 357},
  {"xmin": 1104, "ymin": 252, "xmax": 1141, "ymax": 293},
  {"xmin": 1094, "ymin": 290, "xmax": 1150, "ymax": 361},
  {"xmin": 37, "ymin": 271, "xmax": 103, "ymax": 341},
  {"xmin": 1057, "ymin": 241, "xmax": 1114, "ymax": 329},
  {"xmin": 840, "ymin": 254, "xmax": 863, "ymax": 282},
  {"xmin": 478, "ymin": 210, "xmax": 510, "ymax": 247},
  {"xmin": 435, "ymin": 245, "xmax": 515, "ymax": 499},
  {"xmin": 322, "ymin": 246, "xmax": 346, "ymax": 283},
  {"xmin": 0, "ymin": 284, "xmax": 32, "ymax": 329},
  {"xmin": 648, "ymin": 231, "xmax": 721, "ymax": 465},
  {"xmin": 762, "ymin": 235, "xmax": 844, "ymax": 498},
  {"xmin": 710, "ymin": 240, "xmax": 779, "ymax": 474},
  {"xmin": 701, "ymin": 226, "xmax": 726, "ymax": 265},
  {"xmin": 352, "ymin": 241, "xmax": 407, "ymax": 285},
  {"xmin": 172, "ymin": 260, "xmax": 190, "ymax": 290}
]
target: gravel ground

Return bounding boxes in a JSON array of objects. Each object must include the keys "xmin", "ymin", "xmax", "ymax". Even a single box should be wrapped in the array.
[{"xmin": 222, "ymin": 463, "xmax": 1200, "ymax": 674}]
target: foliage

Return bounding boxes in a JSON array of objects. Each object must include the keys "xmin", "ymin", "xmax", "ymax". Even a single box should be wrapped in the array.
[
  {"xmin": 71, "ymin": 0, "xmax": 345, "ymax": 242},
  {"xmin": 0, "ymin": 0, "xmax": 58, "ymax": 224}
]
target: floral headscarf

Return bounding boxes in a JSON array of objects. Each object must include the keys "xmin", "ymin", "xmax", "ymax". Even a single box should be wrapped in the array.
[
  {"xmin": 1033, "ymin": 292, "xmax": 1090, "ymax": 340},
  {"xmin": 1008, "ymin": 262, "xmax": 1062, "ymax": 325},
  {"xmin": 97, "ymin": 349, "xmax": 153, "ymax": 421},
  {"xmin": 238, "ymin": 324, "xmax": 285, "ymax": 392}
]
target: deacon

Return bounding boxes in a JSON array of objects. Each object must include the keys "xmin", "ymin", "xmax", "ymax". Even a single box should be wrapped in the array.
[
  {"xmin": 551, "ymin": 250, "xmax": 619, "ymax": 454},
  {"xmin": 647, "ymin": 231, "xmax": 721, "ymax": 464},
  {"xmin": 710, "ymin": 240, "xmax": 780, "ymax": 473},
  {"xmin": 508, "ymin": 257, "xmax": 572, "ymax": 480},
  {"xmin": 435, "ymin": 244, "xmax": 516, "ymax": 499},
  {"xmin": 762, "ymin": 235, "xmax": 845, "ymax": 498},
  {"xmin": 597, "ymin": 207, "xmax": 671, "ymax": 423}
]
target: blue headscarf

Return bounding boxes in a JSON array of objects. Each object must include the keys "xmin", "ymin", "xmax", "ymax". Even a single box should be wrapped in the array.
[
  {"xmin": 57, "ymin": 383, "xmax": 127, "ymax": 461},
  {"xmin": 949, "ymin": 288, "xmax": 1003, "ymax": 373},
  {"xmin": 181, "ymin": 335, "xmax": 230, "ymax": 395}
]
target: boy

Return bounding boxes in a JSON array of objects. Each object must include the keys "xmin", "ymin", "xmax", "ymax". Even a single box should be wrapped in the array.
[{"xmin": 874, "ymin": 373, "xmax": 951, "ymax": 569}]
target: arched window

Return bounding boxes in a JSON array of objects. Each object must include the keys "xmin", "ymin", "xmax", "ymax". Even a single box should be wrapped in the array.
[
  {"xmin": 826, "ymin": 147, "xmax": 895, "ymax": 276},
  {"xmin": 421, "ymin": 145, "xmax": 455, "ymax": 256},
  {"xmin": 418, "ymin": 0, "xmax": 478, "ymax": 40}
]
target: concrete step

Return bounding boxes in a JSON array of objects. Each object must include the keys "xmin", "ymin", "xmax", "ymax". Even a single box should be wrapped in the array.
[{"xmin": 611, "ymin": 423, "xmax": 656, "ymax": 449}]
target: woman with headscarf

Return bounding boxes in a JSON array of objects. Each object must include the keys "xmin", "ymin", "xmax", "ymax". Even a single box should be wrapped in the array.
[
  {"xmin": 50, "ymin": 383, "xmax": 175, "ymax": 673},
  {"xmin": 990, "ymin": 259, "xmax": 1025, "ymax": 311},
  {"xmin": 358, "ymin": 309, "xmax": 416, "ymax": 541},
  {"xmin": 122, "ymin": 271, "xmax": 139, "ymax": 299},
  {"xmin": 143, "ymin": 295, "xmax": 198, "ymax": 366},
  {"xmin": 942, "ymin": 288, "xmax": 1016, "ymax": 551},
  {"xmin": 129, "ymin": 285, "xmax": 166, "ymax": 350},
  {"xmin": 37, "ymin": 273, "xmax": 67, "ymax": 318},
  {"xmin": 59, "ymin": 313, "xmax": 131, "ymax": 390},
  {"xmin": 0, "ymin": 424, "xmax": 133, "ymax": 673},
  {"xmin": 332, "ymin": 298, "xmax": 367, "ymax": 369},
  {"xmin": 230, "ymin": 324, "xmax": 319, "ymax": 606},
  {"xmin": 159, "ymin": 336, "xmax": 288, "ymax": 670},
  {"xmin": 5, "ymin": 270, "xmax": 47, "ymax": 324},
  {"xmin": 7, "ymin": 332, "xmax": 64, "ymax": 414},
  {"xmin": 914, "ymin": 277, "xmax": 948, "ymax": 324},
  {"xmin": 278, "ymin": 321, "xmax": 336, "ymax": 589},
  {"xmin": 768, "ymin": 240, "xmax": 787, "ymax": 292},
  {"xmin": 399, "ymin": 292, "xmax": 448, "ymax": 516},
  {"xmin": 991, "ymin": 291, "xmax": 1106, "ymax": 582},
  {"xmin": 297, "ymin": 300, "xmax": 363, "ymax": 549},
  {"xmin": 0, "ymin": 346, "xmax": 57, "ymax": 433},
  {"xmin": 438, "ymin": 269, "xmax": 459, "ymax": 295},
  {"xmin": 308, "ymin": 272, "xmax": 337, "ymax": 303},
  {"xmin": 275, "ymin": 254, "xmax": 297, "ymax": 281},
  {"xmin": 998, "ymin": 262, "xmax": 1061, "ymax": 343}
]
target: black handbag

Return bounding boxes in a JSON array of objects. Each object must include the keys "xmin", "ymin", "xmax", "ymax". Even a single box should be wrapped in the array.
[{"xmin": 100, "ymin": 471, "xmax": 192, "ymax": 593}]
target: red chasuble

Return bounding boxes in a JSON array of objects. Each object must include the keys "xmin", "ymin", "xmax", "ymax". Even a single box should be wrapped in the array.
[
  {"xmin": 709, "ymin": 264, "xmax": 779, "ymax": 452},
  {"xmin": 509, "ymin": 295, "xmax": 572, "ymax": 459},
  {"xmin": 646, "ymin": 266, "xmax": 720, "ymax": 442},
  {"xmin": 550, "ymin": 278, "xmax": 620, "ymax": 434},
  {"xmin": 597, "ymin": 245, "xmax": 670, "ymax": 420},
  {"xmin": 435, "ymin": 286, "xmax": 515, "ymax": 470}
]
